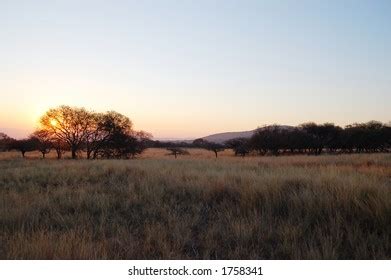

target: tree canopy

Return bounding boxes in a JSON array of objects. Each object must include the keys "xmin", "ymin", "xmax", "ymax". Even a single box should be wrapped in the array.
[{"xmin": 36, "ymin": 105, "xmax": 152, "ymax": 159}]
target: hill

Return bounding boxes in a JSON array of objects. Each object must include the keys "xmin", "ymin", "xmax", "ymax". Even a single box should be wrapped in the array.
[
  {"xmin": 202, "ymin": 125, "xmax": 294, "ymax": 143},
  {"xmin": 202, "ymin": 130, "xmax": 256, "ymax": 143}
]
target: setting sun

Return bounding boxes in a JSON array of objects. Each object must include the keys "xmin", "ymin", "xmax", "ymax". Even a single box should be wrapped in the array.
[{"xmin": 50, "ymin": 119, "xmax": 57, "ymax": 127}]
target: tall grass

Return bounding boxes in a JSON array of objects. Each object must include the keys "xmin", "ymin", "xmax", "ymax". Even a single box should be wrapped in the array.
[{"xmin": 0, "ymin": 150, "xmax": 390, "ymax": 259}]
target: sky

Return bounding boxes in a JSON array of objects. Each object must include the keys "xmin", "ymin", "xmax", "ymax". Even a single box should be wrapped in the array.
[{"xmin": 0, "ymin": 0, "xmax": 390, "ymax": 139}]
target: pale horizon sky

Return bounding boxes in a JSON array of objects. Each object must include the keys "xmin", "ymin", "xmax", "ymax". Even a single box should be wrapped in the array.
[{"xmin": 1, "ymin": 0, "xmax": 390, "ymax": 139}]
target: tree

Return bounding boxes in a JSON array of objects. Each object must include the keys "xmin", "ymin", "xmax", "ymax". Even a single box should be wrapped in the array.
[
  {"xmin": 31, "ymin": 130, "xmax": 52, "ymax": 158},
  {"xmin": 84, "ymin": 112, "xmax": 105, "ymax": 159},
  {"xmin": 285, "ymin": 128, "xmax": 313, "ymax": 154},
  {"xmin": 0, "ymin": 132, "xmax": 14, "ymax": 151},
  {"xmin": 193, "ymin": 138, "xmax": 207, "ymax": 147},
  {"xmin": 363, "ymin": 121, "xmax": 388, "ymax": 152},
  {"xmin": 52, "ymin": 139, "xmax": 68, "ymax": 159},
  {"xmin": 166, "ymin": 147, "xmax": 190, "ymax": 159},
  {"xmin": 99, "ymin": 131, "xmax": 135, "ymax": 159},
  {"xmin": 250, "ymin": 125, "xmax": 288, "ymax": 156},
  {"xmin": 40, "ymin": 106, "xmax": 93, "ymax": 159},
  {"xmin": 300, "ymin": 123, "xmax": 341, "ymax": 155},
  {"xmin": 384, "ymin": 123, "xmax": 391, "ymax": 151},
  {"xmin": 205, "ymin": 142, "xmax": 225, "ymax": 158},
  {"xmin": 134, "ymin": 130, "xmax": 153, "ymax": 157},
  {"xmin": 193, "ymin": 138, "xmax": 225, "ymax": 158},
  {"xmin": 38, "ymin": 106, "xmax": 151, "ymax": 160},
  {"xmin": 225, "ymin": 138, "xmax": 250, "ymax": 157},
  {"xmin": 11, "ymin": 138, "xmax": 38, "ymax": 158},
  {"xmin": 90, "ymin": 112, "xmax": 151, "ymax": 159},
  {"xmin": 100, "ymin": 131, "xmax": 150, "ymax": 159},
  {"xmin": 342, "ymin": 121, "xmax": 389, "ymax": 153}
]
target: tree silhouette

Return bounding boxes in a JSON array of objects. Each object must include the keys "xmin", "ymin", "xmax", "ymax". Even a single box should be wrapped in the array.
[
  {"xmin": 247, "ymin": 121, "xmax": 390, "ymax": 156},
  {"xmin": 299, "ymin": 123, "xmax": 342, "ymax": 155},
  {"xmin": 52, "ymin": 139, "xmax": 68, "ymax": 159},
  {"xmin": 192, "ymin": 138, "xmax": 207, "ymax": 147},
  {"xmin": 31, "ymin": 130, "xmax": 52, "ymax": 158},
  {"xmin": 40, "ymin": 106, "xmax": 93, "ymax": 159},
  {"xmin": 225, "ymin": 138, "xmax": 250, "ymax": 157},
  {"xmin": 11, "ymin": 138, "xmax": 38, "ymax": 158},
  {"xmin": 193, "ymin": 138, "xmax": 225, "ymax": 158},
  {"xmin": 0, "ymin": 132, "xmax": 14, "ymax": 151},
  {"xmin": 88, "ymin": 112, "xmax": 151, "ymax": 159},
  {"xmin": 37, "ymin": 106, "xmax": 152, "ymax": 160},
  {"xmin": 167, "ymin": 147, "xmax": 190, "ymax": 159}
]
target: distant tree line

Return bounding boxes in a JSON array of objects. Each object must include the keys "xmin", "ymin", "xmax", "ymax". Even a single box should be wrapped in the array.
[
  {"xmin": 248, "ymin": 121, "xmax": 391, "ymax": 156},
  {"xmin": 159, "ymin": 121, "xmax": 391, "ymax": 158},
  {"xmin": 0, "ymin": 106, "xmax": 151, "ymax": 159},
  {"xmin": 1, "ymin": 117, "xmax": 390, "ymax": 159}
]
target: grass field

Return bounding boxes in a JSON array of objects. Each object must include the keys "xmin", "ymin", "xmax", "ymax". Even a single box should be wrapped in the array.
[{"xmin": 1, "ymin": 149, "xmax": 390, "ymax": 259}]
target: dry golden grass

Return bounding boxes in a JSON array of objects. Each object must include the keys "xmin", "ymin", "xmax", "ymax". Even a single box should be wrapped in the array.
[{"xmin": 1, "ymin": 149, "xmax": 390, "ymax": 259}]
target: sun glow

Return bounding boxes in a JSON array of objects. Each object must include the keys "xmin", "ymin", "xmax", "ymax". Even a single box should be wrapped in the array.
[{"xmin": 50, "ymin": 119, "xmax": 57, "ymax": 127}]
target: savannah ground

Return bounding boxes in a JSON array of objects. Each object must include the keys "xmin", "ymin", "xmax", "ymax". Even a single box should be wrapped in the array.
[{"xmin": 0, "ymin": 149, "xmax": 390, "ymax": 259}]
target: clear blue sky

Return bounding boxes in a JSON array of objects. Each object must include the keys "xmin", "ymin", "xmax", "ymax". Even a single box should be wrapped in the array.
[{"xmin": 0, "ymin": 0, "xmax": 390, "ymax": 139}]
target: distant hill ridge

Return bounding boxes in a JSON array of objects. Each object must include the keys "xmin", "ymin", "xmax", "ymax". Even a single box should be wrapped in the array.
[
  {"xmin": 202, "ymin": 130, "xmax": 255, "ymax": 144},
  {"xmin": 202, "ymin": 125, "xmax": 294, "ymax": 143},
  {"xmin": 156, "ymin": 125, "xmax": 295, "ymax": 143}
]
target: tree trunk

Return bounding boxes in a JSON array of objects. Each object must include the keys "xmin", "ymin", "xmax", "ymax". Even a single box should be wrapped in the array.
[
  {"xmin": 21, "ymin": 151, "xmax": 25, "ymax": 158},
  {"xmin": 56, "ymin": 150, "xmax": 62, "ymax": 159},
  {"xmin": 71, "ymin": 148, "xmax": 77, "ymax": 159},
  {"xmin": 214, "ymin": 150, "xmax": 218, "ymax": 158}
]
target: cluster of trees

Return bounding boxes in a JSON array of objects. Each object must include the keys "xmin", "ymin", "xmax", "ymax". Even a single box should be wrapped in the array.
[
  {"xmin": 166, "ymin": 121, "xmax": 390, "ymax": 158},
  {"xmin": 0, "ymin": 106, "xmax": 151, "ymax": 159},
  {"xmin": 249, "ymin": 121, "xmax": 391, "ymax": 156},
  {"xmin": 2, "ymin": 116, "xmax": 390, "ymax": 159}
]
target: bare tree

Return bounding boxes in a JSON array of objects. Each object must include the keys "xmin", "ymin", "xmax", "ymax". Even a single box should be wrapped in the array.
[
  {"xmin": 40, "ymin": 106, "xmax": 93, "ymax": 159},
  {"xmin": 166, "ymin": 147, "xmax": 190, "ymax": 159}
]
